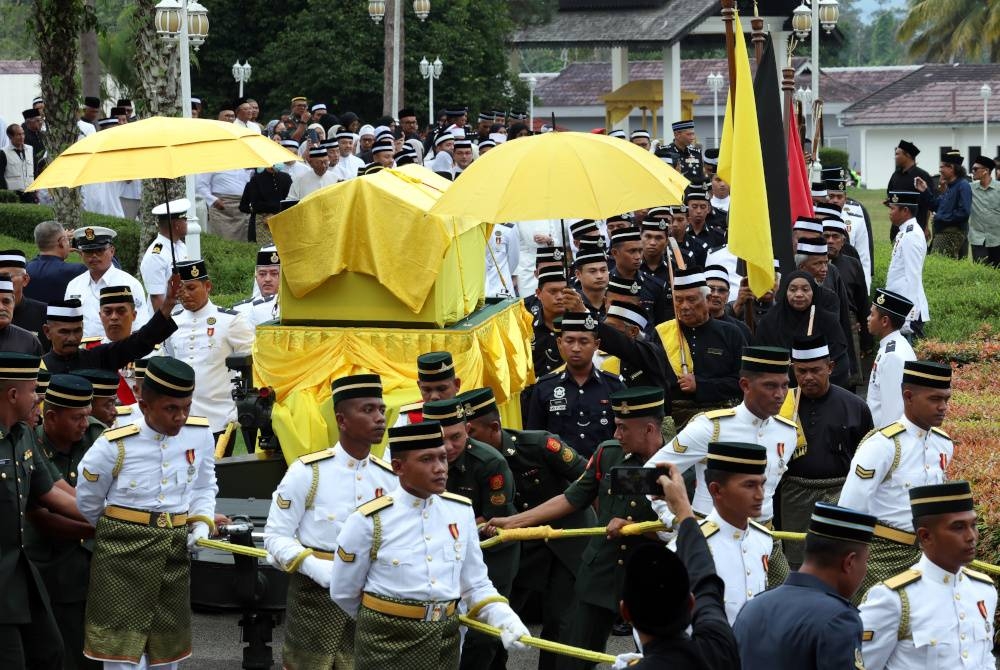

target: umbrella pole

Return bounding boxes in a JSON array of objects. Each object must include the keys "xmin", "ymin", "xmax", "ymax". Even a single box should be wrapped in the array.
[
  {"xmin": 161, "ymin": 179, "xmax": 178, "ymax": 272},
  {"xmin": 560, "ymin": 218, "xmax": 571, "ymax": 280}
]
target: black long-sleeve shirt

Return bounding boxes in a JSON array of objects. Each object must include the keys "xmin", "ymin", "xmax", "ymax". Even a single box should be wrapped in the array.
[
  {"xmin": 43, "ymin": 310, "xmax": 177, "ymax": 373},
  {"xmin": 239, "ymin": 169, "xmax": 292, "ymax": 215},
  {"xmin": 787, "ymin": 384, "xmax": 874, "ymax": 479}
]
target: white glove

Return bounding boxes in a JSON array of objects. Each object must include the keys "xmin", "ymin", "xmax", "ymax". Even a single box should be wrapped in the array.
[
  {"xmin": 613, "ymin": 652, "xmax": 643, "ymax": 669},
  {"xmin": 298, "ymin": 555, "xmax": 332, "ymax": 589},
  {"xmin": 187, "ymin": 521, "xmax": 210, "ymax": 550},
  {"xmin": 498, "ymin": 618, "xmax": 529, "ymax": 651}
]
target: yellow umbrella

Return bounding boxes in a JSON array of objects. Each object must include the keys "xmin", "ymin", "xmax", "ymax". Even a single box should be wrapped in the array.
[
  {"xmin": 26, "ymin": 116, "xmax": 299, "ymax": 190},
  {"xmin": 429, "ymin": 131, "xmax": 689, "ymax": 222}
]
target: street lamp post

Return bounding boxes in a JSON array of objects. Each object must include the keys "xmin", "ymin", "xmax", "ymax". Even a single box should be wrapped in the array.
[
  {"xmin": 419, "ymin": 57, "xmax": 442, "ymax": 130},
  {"xmin": 232, "ymin": 60, "xmax": 252, "ymax": 99},
  {"xmin": 791, "ymin": 0, "xmax": 838, "ymax": 179},
  {"xmin": 981, "ymin": 84, "xmax": 992, "ymax": 153},
  {"xmin": 370, "ymin": 1, "xmax": 431, "ymax": 117},
  {"xmin": 706, "ymin": 72, "xmax": 724, "ymax": 148},
  {"xmin": 155, "ymin": 0, "xmax": 209, "ymax": 258},
  {"xmin": 528, "ymin": 76, "xmax": 537, "ymax": 132}
]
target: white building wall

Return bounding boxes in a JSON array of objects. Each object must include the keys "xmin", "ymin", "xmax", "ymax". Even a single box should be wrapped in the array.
[{"xmin": 859, "ymin": 125, "xmax": 998, "ymax": 188}]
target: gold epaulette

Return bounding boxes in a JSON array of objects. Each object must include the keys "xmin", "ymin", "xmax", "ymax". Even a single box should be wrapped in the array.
[
  {"xmin": 883, "ymin": 569, "xmax": 921, "ymax": 590},
  {"xmin": 104, "ymin": 424, "xmax": 139, "ymax": 440},
  {"xmin": 440, "ymin": 491, "xmax": 473, "ymax": 506},
  {"xmin": 700, "ymin": 520, "xmax": 719, "ymax": 539},
  {"xmin": 962, "ymin": 567, "xmax": 994, "ymax": 585},
  {"xmin": 299, "ymin": 448, "xmax": 334, "ymax": 464},
  {"xmin": 399, "ymin": 401, "xmax": 424, "ymax": 413},
  {"xmin": 930, "ymin": 426, "xmax": 951, "ymax": 440},
  {"xmin": 186, "ymin": 416, "xmax": 210, "ymax": 427},
  {"xmin": 880, "ymin": 422, "xmax": 906, "ymax": 438},
  {"xmin": 748, "ymin": 519, "xmax": 773, "ymax": 536},
  {"xmin": 370, "ymin": 455, "xmax": 394, "ymax": 473},
  {"xmin": 115, "ymin": 405, "xmax": 132, "ymax": 416},
  {"xmin": 358, "ymin": 496, "xmax": 394, "ymax": 516},
  {"xmin": 704, "ymin": 408, "xmax": 736, "ymax": 420},
  {"xmin": 773, "ymin": 415, "xmax": 797, "ymax": 428}
]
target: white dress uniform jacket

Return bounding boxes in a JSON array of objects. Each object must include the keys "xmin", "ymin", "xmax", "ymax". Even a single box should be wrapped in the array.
[
  {"xmin": 843, "ymin": 200, "xmax": 873, "ymax": 292},
  {"xmin": 485, "ymin": 223, "xmax": 520, "ymax": 298},
  {"xmin": 860, "ymin": 554, "xmax": 997, "ymax": 670},
  {"xmin": 163, "ymin": 300, "xmax": 256, "ymax": 432},
  {"xmin": 867, "ymin": 330, "xmax": 916, "ymax": 427},
  {"xmin": 233, "ymin": 294, "xmax": 279, "ymax": 326},
  {"xmin": 838, "ymin": 418, "xmax": 953, "ymax": 532},
  {"xmin": 65, "ymin": 266, "xmax": 150, "ymax": 339},
  {"xmin": 140, "ymin": 233, "xmax": 188, "ymax": 299},
  {"xmin": 885, "ymin": 219, "xmax": 929, "ymax": 331},
  {"xmin": 648, "ymin": 403, "xmax": 797, "ymax": 523}
]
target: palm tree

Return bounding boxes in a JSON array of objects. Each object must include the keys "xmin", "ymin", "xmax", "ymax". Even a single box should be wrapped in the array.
[{"xmin": 898, "ymin": 0, "xmax": 1000, "ymax": 63}]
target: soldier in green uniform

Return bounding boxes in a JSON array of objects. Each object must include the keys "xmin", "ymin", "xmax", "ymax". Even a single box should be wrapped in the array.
[
  {"xmin": 423, "ymin": 397, "xmax": 518, "ymax": 670},
  {"xmin": 395, "ymin": 351, "xmax": 462, "ymax": 427},
  {"xmin": 462, "ymin": 387, "xmax": 595, "ymax": 670},
  {"xmin": 490, "ymin": 387, "xmax": 665, "ymax": 670},
  {"xmin": 72, "ymin": 368, "xmax": 120, "ymax": 428},
  {"xmin": 24, "ymin": 374, "xmax": 106, "ymax": 669},
  {"xmin": 0, "ymin": 351, "xmax": 90, "ymax": 669}
]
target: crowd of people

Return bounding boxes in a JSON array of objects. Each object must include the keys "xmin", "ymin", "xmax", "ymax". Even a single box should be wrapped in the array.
[{"xmin": 0, "ymin": 89, "xmax": 996, "ymax": 670}]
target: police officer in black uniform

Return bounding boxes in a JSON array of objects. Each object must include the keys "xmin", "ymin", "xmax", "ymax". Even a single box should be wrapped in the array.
[
  {"xmin": 523, "ymin": 247, "xmax": 564, "ymax": 318},
  {"xmin": 662, "ymin": 120, "xmax": 703, "ymax": 181},
  {"xmin": 573, "ymin": 249, "xmax": 609, "ymax": 319},
  {"xmin": 462, "ymin": 387, "xmax": 595, "ymax": 670},
  {"xmin": 531, "ymin": 266, "xmax": 568, "ymax": 377},
  {"xmin": 683, "ymin": 182, "xmax": 726, "ymax": 250},
  {"xmin": 608, "ymin": 227, "xmax": 672, "ymax": 327}
]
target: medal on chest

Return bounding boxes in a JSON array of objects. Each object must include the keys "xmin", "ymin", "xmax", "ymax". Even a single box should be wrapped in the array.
[
  {"xmin": 776, "ymin": 442, "xmax": 785, "ymax": 470},
  {"xmin": 940, "ymin": 453, "xmax": 947, "ymax": 471},
  {"xmin": 761, "ymin": 554, "xmax": 769, "ymax": 573},
  {"xmin": 186, "ymin": 448, "xmax": 196, "ymax": 476}
]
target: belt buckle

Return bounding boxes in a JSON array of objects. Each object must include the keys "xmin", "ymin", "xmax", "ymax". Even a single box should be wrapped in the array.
[
  {"xmin": 424, "ymin": 603, "xmax": 444, "ymax": 622},
  {"xmin": 155, "ymin": 512, "xmax": 169, "ymax": 528}
]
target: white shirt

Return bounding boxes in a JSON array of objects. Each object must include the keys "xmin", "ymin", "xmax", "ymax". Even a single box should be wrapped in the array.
[
  {"xmin": 885, "ymin": 219, "xmax": 929, "ymax": 327},
  {"xmin": 513, "ymin": 220, "xmax": 566, "ymax": 296},
  {"xmin": 288, "ymin": 169, "xmax": 338, "ymax": 200},
  {"xmin": 139, "ymin": 233, "xmax": 188, "ymax": 297},
  {"xmin": 81, "ymin": 181, "xmax": 125, "ymax": 218},
  {"xmin": 860, "ymin": 554, "xmax": 997, "ymax": 670},
  {"xmin": 120, "ymin": 179, "xmax": 141, "ymax": 200},
  {"xmin": 704, "ymin": 245, "xmax": 742, "ymax": 302},
  {"xmin": 77, "ymin": 119, "xmax": 95, "ymax": 138},
  {"xmin": 485, "ymin": 224, "xmax": 520, "ymax": 298},
  {"xmin": 843, "ymin": 200, "xmax": 873, "ymax": 292},
  {"xmin": 263, "ymin": 444, "xmax": 397, "ymax": 576},
  {"xmin": 647, "ymin": 403, "xmax": 796, "ymax": 523},
  {"xmin": 867, "ymin": 330, "xmax": 916, "ymax": 427},
  {"xmin": 163, "ymin": 300, "xmax": 256, "ymax": 432},
  {"xmin": 233, "ymin": 294, "xmax": 280, "ymax": 326},
  {"xmin": 710, "ymin": 195, "xmax": 731, "ymax": 212},
  {"xmin": 196, "ymin": 169, "xmax": 252, "ymax": 204},
  {"xmin": 838, "ymin": 416, "xmax": 953, "ymax": 532},
  {"xmin": 235, "ymin": 119, "xmax": 262, "ymax": 135},
  {"xmin": 329, "ymin": 486, "xmax": 509, "ymax": 621},
  {"xmin": 287, "ymin": 161, "xmax": 312, "ymax": 181},
  {"xmin": 65, "ymin": 265, "xmax": 150, "ymax": 339},
  {"xmin": 427, "ymin": 151, "xmax": 455, "ymax": 179},
  {"xmin": 671, "ymin": 510, "xmax": 772, "ymax": 625},
  {"xmin": 331, "ymin": 154, "xmax": 365, "ymax": 182},
  {"xmin": 75, "ymin": 415, "xmax": 217, "ymax": 524}
]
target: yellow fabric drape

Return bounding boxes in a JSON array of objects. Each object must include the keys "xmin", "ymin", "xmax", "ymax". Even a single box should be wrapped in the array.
[
  {"xmin": 253, "ymin": 302, "xmax": 536, "ymax": 463},
  {"xmin": 655, "ymin": 320, "xmax": 693, "ymax": 378},
  {"xmin": 778, "ymin": 389, "xmax": 808, "ymax": 450},
  {"xmin": 600, "ymin": 356, "xmax": 621, "ymax": 375}
]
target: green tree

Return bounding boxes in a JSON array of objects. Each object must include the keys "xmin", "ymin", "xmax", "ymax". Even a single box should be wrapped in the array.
[{"xmin": 898, "ymin": 0, "xmax": 1000, "ymax": 63}]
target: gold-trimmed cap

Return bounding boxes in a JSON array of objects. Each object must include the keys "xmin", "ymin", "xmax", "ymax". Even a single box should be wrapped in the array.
[
  {"xmin": 909, "ymin": 481, "xmax": 973, "ymax": 518},
  {"xmin": 809, "ymin": 502, "xmax": 877, "ymax": 544},
  {"xmin": 74, "ymin": 368, "xmax": 120, "ymax": 398},
  {"xmin": 417, "ymin": 351, "xmax": 455, "ymax": 382},
  {"xmin": 902, "ymin": 360, "xmax": 951, "ymax": 389},
  {"xmin": 456, "ymin": 388, "xmax": 498, "ymax": 421},
  {"xmin": 421, "ymin": 397, "xmax": 466, "ymax": 426},
  {"xmin": 741, "ymin": 346, "xmax": 790, "ymax": 374},
  {"xmin": 331, "ymin": 373, "xmax": 382, "ymax": 406},
  {"xmin": 705, "ymin": 441, "xmax": 767, "ymax": 475},
  {"xmin": 387, "ymin": 421, "xmax": 444, "ymax": 453},
  {"xmin": 143, "ymin": 357, "xmax": 195, "ymax": 398},
  {"xmin": 99, "ymin": 285, "xmax": 135, "ymax": 306},
  {"xmin": 45, "ymin": 374, "xmax": 93, "ymax": 408},
  {"xmin": 610, "ymin": 386, "xmax": 663, "ymax": 419},
  {"xmin": 0, "ymin": 352, "xmax": 40, "ymax": 381}
]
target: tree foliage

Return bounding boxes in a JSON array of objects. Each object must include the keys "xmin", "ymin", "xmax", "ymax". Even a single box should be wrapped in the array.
[{"xmin": 898, "ymin": 0, "xmax": 1000, "ymax": 63}]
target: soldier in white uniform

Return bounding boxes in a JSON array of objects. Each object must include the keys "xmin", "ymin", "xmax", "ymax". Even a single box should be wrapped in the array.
[
  {"xmin": 264, "ymin": 373, "xmax": 397, "ymax": 669},
  {"xmin": 141, "ymin": 198, "xmax": 190, "ymax": 311},
  {"xmin": 839, "ymin": 360, "xmax": 955, "ymax": 600},
  {"xmin": 329, "ymin": 422, "xmax": 530, "ymax": 669},
  {"xmin": 484, "ymin": 223, "xmax": 519, "ymax": 298},
  {"xmin": 393, "ymin": 351, "xmax": 462, "ymax": 429},
  {"xmin": 822, "ymin": 168, "xmax": 873, "ymax": 292},
  {"xmin": 75, "ymin": 356, "xmax": 217, "ymax": 670},
  {"xmin": 162, "ymin": 260, "xmax": 255, "ymax": 437},
  {"xmin": 666, "ymin": 442, "xmax": 773, "ymax": 624},
  {"xmin": 860, "ymin": 481, "xmax": 996, "ymax": 670},
  {"xmin": 866, "ymin": 289, "xmax": 917, "ymax": 427},
  {"xmin": 884, "ymin": 191, "xmax": 929, "ymax": 338},
  {"xmin": 65, "ymin": 226, "xmax": 150, "ymax": 339},
  {"xmin": 233, "ymin": 246, "xmax": 280, "ymax": 326}
]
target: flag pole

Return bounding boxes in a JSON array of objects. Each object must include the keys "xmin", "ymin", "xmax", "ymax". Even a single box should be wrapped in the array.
[{"xmin": 721, "ymin": 0, "xmax": 738, "ymax": 117}]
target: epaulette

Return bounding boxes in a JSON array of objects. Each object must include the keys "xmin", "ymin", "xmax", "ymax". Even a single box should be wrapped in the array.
[
  {"xmin": 399, "ymin": 401, "xmax": 424, "ymax": 413},
  {"xmin": 299, "ymin": 448, "xmax": 334, "ymax": 464},
  {"xmin": 171, "ymin": 305, "xmax": 184, "ymax": 316},
  {"xmin": 253, "ymin": 295, "xmax": 275, "ymax": 306},
  {"xmin": 748, "ymin": 519, "xmax": 773, "ymax": 536},
  {"xmin": 232, "ymin": 297, "xmax": 254, "ymax": 306},
  {"xmin": 883, "ymin": 569, "xmax": 921, "ymax": 590},
  {"xmin": 217, "ymin": 306, "xmax": 239, "ymax": 315},
  {"xmin": 700, "ymin": 520, "xmax": 719, "ymax": 539},
  {"xmin": 440, "ymin": 491, "xmax": 472, "ymax": 506},
  {"xmin": 880, "ymin": 422, "xmax": 906, "ymax": 438},
  {"xmin": 369, "ymin": 454, "xmax": 394, "ymax": 473},
  {"xmin": 704, "ymin": 408, "xmax": 736, "ymax": 420},
  {"xmin": 930, "ymin": 427, "xmax": 951, "ymax": 440},
  {"xmin": 185, "ymin": 416, "xmax": 210, "ymax": 427},
  {"xmin": 358, "ymin": 495, "xmax": 394, "ymax": 516},
  {"xmin": 962, "ymin": 567, "xmax": 994, "ymax": 585},
  {"xmin": 104, "ymin": 424, "xmax": 140, "ymax": 441},
  {"xmin": 773, "ymin": 415, "xmax": 797, "ymax": 428},
  {"xmin": 115, "ymin": 405, "xmax": 132, "ymax": 416},
  {"xmin": 535, "ymin": 369, "xmax": 565, "ymax": 383},
  {"xmin": 151, "ymin": 242, "xmax": 163, "ymax": 255},
  {"xmin": 499, "ymin": 222, "xmax": 514, "ymax": 228}
]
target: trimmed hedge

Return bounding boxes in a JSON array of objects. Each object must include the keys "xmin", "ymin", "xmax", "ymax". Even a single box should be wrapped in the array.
[{"xmin": 0, "ymin": 203, "xmax": 258, "ymax": 302}]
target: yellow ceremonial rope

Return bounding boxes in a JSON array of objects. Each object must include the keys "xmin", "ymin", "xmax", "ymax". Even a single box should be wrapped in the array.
[{"xmin": 458, "ymin": 616, "xmax": 616, "ymax": 665}]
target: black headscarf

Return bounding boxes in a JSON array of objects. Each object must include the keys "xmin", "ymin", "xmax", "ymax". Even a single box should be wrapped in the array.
[{"xmin": 752, "ymin": 270, "xmax": 848, "ymax": 365}]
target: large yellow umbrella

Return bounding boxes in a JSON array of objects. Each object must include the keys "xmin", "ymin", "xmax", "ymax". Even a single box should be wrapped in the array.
[
  {"xmin": 429, "ymin": 131, "xmax": 689, "ymax": 222},
  {"xmin": 25, "ymin": 116, "xmax": 299, "ymax": 190}
]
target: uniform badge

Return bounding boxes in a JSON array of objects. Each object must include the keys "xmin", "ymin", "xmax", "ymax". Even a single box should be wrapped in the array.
[
  {"xmin": 495, "ymin": 231, "xmax": 503, "ymax": 245},
  {"xmin": 629, "ymin": 282, "xmax": 640, "ymax": 295},
  {"xmin": 876, "ymin": 293, "xmax": 885, "ymax": 305},
  {"xmin": 489, "ymin": 474, "xmax": 505, "ymax": 491},
  {"xmin": 552, "ymin": 249, "xmax": 564, "ymax": 261},
  {"xmin": 84, "ymin": 227, "xmax": 95, "ymax": 241},
  {"xmin": 545, "ymin": 437, "xmax": 561, "ymax": 453},
  {"xmin": 375, "ymin": 487, "xmax": 384, "ymax": 498},
  {"xmin": 600, "ymin": 417, "xmax": 608, "ymax": 425},
  {"xmin": 270, "ymin": 252, "xmax": 279, "ymax": 264},
  {"xmin": 190, "ymin": 265, "xmax": 200, "ymax": 277},
  {"xmin": 553, "ymin": 386, "xmax": 566, "ymax": 399},
  {"xmin": 854, "ymin": 648, "xmax": 865, "ymax": 670},
  {"xmin": 584, "ymin": 315, "xmax": 596, "ymax": 330},
  {"xmin": 891, "ymin": 194, "xmax": 899, "ymax": 203},
  {"xmin": 978, "ymin": 600, "xmax": 988, "ymax": 621},
  {"xmin": 23, "ymin": 449, "xmax": 32, "ymax": 461},
  {"xmin": 762, "ymin": 554, "xmax": 769, "ymax": 573},
  {"xmin": 657, "ymin": 220, "xmax": 667, "ymax": 231},
  {"xmin": 152, "ymin": 243, "xmax": 163, "ymax": 255},
  {"xmin": 337, "ymin": 546, "xmax": 356, "ymax": 563},
  {"xmin": 490, "ymin": 494, "xmax": 506, "ymax": 505},
  {"xmin": 207, "ymin": 327, "xmax": 215, "ymax": 337},
  {"xmin": 207, "ymin": 317, "xmax": 217, "ymax": 325},
  {"xmin": 83, "ymin": 468, "xmax": 99, "ymax": 482},
  {"xmin": 276, "ymin": 494, "xmax": 291, "ymax": 509},
  {"xmin": 776, "ymin": 443, "xmax": 785, "ymax": 470},
  {"xmin": 448, "ymin": 523, "xmax": 460, "ymax": 540},
  {"xmin": 940, "ymin": 453, "xmax": 947, "ymax": 470},
  {"xmin": 560, "ymin": 448, "xmax": 574, "ymax": 463},
  {"xmin": 186, "ymin": 448, "xmax": 196, "ymax": 476}
]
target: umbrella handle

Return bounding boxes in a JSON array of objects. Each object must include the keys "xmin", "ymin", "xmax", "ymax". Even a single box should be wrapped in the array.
[{"xmin": 161, "ymin": 180, "xmax": 178, "ymax": 272}]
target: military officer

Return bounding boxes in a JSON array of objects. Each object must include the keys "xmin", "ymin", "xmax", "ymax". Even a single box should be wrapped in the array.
[
  {"xmin": 163, "ymin": 260, "xmax": 255, "ymax": 437},
  {"xmin": 675, "ymin": 442, "xmax": 773, "ymax": 624},
  {"xmin": 233, "ymin": 246, "xmax": 281, "ymax": 326},
  {"xmin": 462, "ymin": 387, "xmax": 594, "ymax": 670},
  {"xmin": 839, "ymin": 360, "xmax": 954, "ymax": 600},
  {"xmin": 866, "ymin": 289, "xmax": 917, "ymax": 427},
  {"xmin": 140, "ymin": 198, "xmax": 189, "ymax": 312},
  {"xmin": 524, "ymin": 312, "xmax": 623, "ymax": 458},
  {"xmin": 662, "ymin": 120, "xmax": 702, "ymax": 181},
  {"xmin": 76, "ymin": 356, "xmax": 217, "ymax": 669},
  {"xmin": 860, "ymin": 481, "xmax": 996, "ymax": 670},
  {"xmin": 394, "ymin": 351, "xmax": 463, "ymax": 428},
  {"xmin": 423, "ymin": 397, "xmax": 518, "ymax": 670},
  {"xmin": 71, "ymin": 368, "xmax": 119, "ymax": 428},
  {"xmin": 733, "ymin": 502, "xmax": 878, "ymax": 670},
  {"xmin": 264, "ymin": 373, "xmax": 397, "ymax": 669},
  {"xmin": 0, "ymin": 352, "xmax": 94, "ymax": 669},
  {"xmin": 884, "ymin": 191, "xmax": 929, "ymax": 338},
  {"xmin": 491, "ymin": 387, "xmax": 665, "ymax": 670},
  {"xmin": 0, "ymin": 273, "xmax": 42, "ymax": 355},
  {"xmin": 25, "ymin": 374, "xmax": 105, "ymax": 670},
  {"xmin": 328, "ymin": 422, "xmax": 530, "ymax": 670},
  {"xmin": 531, "ymin": 267, "xmax": 568, "ymax": 377}
]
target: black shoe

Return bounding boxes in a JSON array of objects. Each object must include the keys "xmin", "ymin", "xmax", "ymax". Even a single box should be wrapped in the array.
[{"xmin": 611, "ymin": 620, "xmax": 633, "ymax": 636}]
